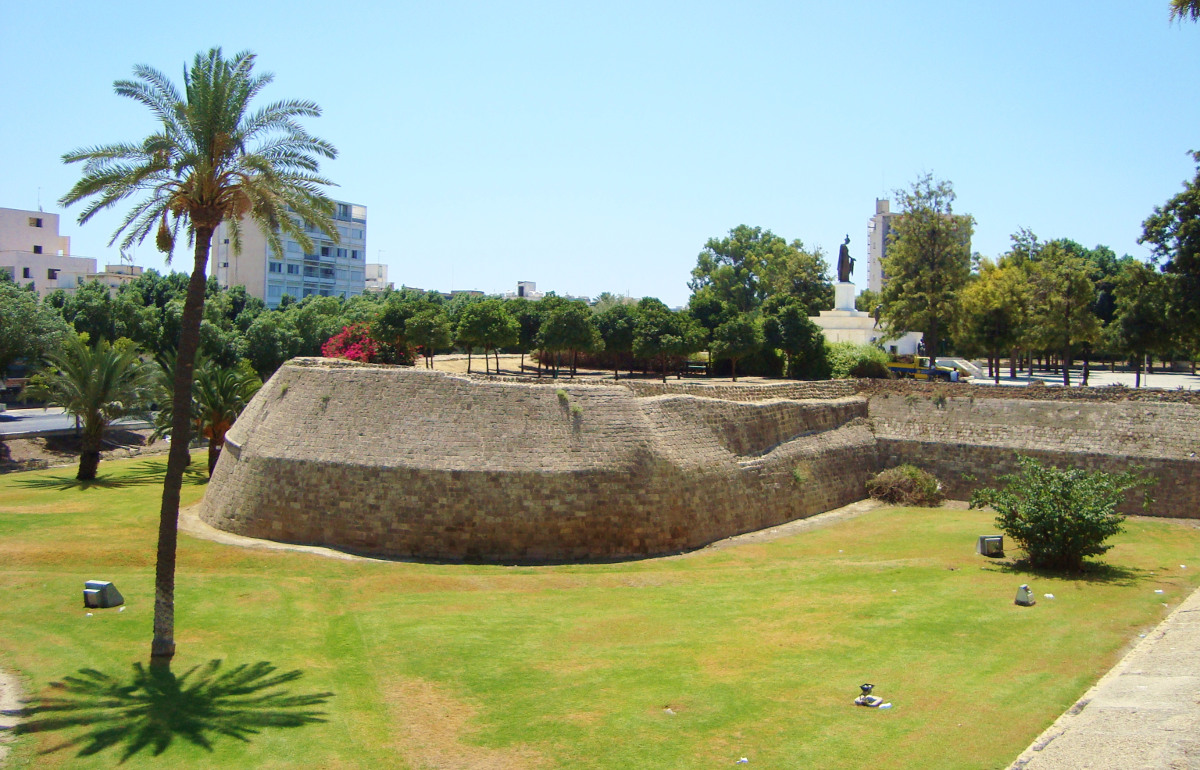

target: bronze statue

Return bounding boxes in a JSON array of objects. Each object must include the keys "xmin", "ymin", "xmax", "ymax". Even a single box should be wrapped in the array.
[{"xmin": 837, "ymin": 235, "xmax": 854, "ymax": 282}]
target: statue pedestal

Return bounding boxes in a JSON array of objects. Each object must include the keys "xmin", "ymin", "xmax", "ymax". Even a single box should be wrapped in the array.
[
  {"xmin": 833, "ymin": 282, "xmax": 857, "ymax": 311},
  {"xmin": 811, "ymin": 282, "xmax": 924, "ymax": 356}
]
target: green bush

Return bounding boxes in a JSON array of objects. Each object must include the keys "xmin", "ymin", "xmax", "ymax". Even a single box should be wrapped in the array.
[
  {"xmin": 866, "ymin": 465, "xmax": 944, "ymax": 506},
  {"xmin": 969, "ymin": 456, "xmax": 1149, "ymax": 571},
  {"xmin": 827, "ymin": 342, "xmax": 893, "ymax": 379}
]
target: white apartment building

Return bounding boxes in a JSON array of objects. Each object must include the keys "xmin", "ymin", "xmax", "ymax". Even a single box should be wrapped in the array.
[
  {"xmin": 364, "ymin": 263, "xmax": 393, "ymax": 293},
  {"xmin": 866, "ymin": 198, "xmax": 894, "ymax": 294},
  {"xmin": 0, "ymin": 206, "xmax": 96, "ymax": 297},
  {"xmin": 212, "ymin": 200, "xmax": 368, "ymax": 308}
]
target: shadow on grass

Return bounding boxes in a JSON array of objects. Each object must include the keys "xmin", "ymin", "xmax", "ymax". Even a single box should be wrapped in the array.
[
  {"xmin": 14, "ymin": 660, "xmax": 331, "ymax": 763},
  {"xmin": 12, "ymin": 458, "xmax": 208, "ymax": 491},
  {"xmin": 980, "ymin": 558, "xmax": 1148, "ymax": 586}
]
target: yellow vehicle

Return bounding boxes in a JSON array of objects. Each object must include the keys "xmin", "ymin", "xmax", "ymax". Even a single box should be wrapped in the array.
[{"xmin": 887, "ymin": 356, "xmax": 961, "ymax": 381}]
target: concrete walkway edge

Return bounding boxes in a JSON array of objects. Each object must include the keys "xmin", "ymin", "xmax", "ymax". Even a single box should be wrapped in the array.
[{"xmin": 1009, "ymin": 584, "xmax": 1200, "ymax": 769}]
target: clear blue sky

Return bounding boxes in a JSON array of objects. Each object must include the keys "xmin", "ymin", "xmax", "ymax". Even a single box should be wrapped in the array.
[{"xmin": 2, "ymin": 2, "xmax": 1197, "ymax": 307}]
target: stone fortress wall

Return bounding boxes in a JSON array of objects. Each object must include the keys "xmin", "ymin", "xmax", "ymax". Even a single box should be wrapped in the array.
[{"xmin": 200, "ymin": 360, "xmax": 1200, "ymax": 562}]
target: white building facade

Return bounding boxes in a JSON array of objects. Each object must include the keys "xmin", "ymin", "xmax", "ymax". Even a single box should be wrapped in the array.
[
  {"xmin": 364, "ymin": 263, "xmax": 392, "ymax": 293},
  {"xmin": 0, "ymin": 206, "xmax": 95, "ymax": 296},
  {"xmin": 866, "ymin": 198, "xmax": 894, "ymax": 294},
  {"xmin": 213, "ymin": 200, "xmax": 368, "ymax": 308}
]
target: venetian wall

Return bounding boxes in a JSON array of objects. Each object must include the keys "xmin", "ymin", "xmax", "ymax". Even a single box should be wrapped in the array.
[
  {"xmin": 200, "ymin": 360, "xmax": 1200, "ymax": 563},
  {"xmin": 201, "ymin": 360, "xmax": 876, "ymax": 562},
  {"xmin": 869, "ymin": 394, "xmax": 1200, "ymax": 517}
]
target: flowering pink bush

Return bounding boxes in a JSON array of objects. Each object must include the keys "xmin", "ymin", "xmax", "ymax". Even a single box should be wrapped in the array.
[{"xmin": 322, "ymin": 324, "xmax": 379, "ymax": 363}]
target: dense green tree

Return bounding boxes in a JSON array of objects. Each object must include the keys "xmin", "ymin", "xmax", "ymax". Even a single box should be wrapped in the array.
[
  {"xmin": 689, "ymin": 225, "xmax": 831, "ymax": 316},
  {"xmin": 0, "ymin": 275, "xmax": 69, "ymax": 380},
  {"xmin": 763, "ymin": 300, "xmax": 830, "ymax": 380},
  {"xmin": 505, "ymin": 298, "xmax": 542, "ymax": 373},
  {"xmin": 1111, "ymin": 261, "xmax": 1171, "ymax": 387},
  {"xmin": 711, "ymin": 314, "xmax": 763, "ymax": 382},
  {"xmin": 593, "ymin": 302, "xmax": 636, "ymax": 378},
  {"xmin": 455, "ymin": 299, "xmax": 518, "ymax": 373},
  {"xmin": 405, "ymin": 308, "xmax": 453, "ymax": 368},
  {"xmin": 243, "ymin": 312, "xmax": 302, "ymax": 379},
  {"xmin": 1141, "ymin": 151, "xmax": 1200, "ymax": 344},
  {"xmin": 1026, "ymin": 242, "xmax": 1102, "ymax": 386},
  {"xmin": 879, "ymin": 174, "xmax": 974, "ymax": 368},
  {"xmin": 854, "ymin": 288, "xmax": 880, "ymax": 314},
  {"xmin": 954, "ymin": 261, "xmax": 1027, "ymax": 383},
  {"xmin": 60, "ymin": 48, "xmax": 338, "ymax": 666},
  {"xmin": 26, "ymin": 336, "xmax": 153, "ymax": 480},
  {"xmin": 633, "ymin": 298, "xmax": 707, "ymax": 382},
  {"xmin": 538, "ymin": 301, "xmax": 600, "ymax": 378}
]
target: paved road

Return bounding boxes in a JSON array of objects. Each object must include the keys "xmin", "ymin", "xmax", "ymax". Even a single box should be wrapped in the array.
[
  {"xmin": 0, "ymin": 407, "xmax": 151, "ymax": 439},
  {"xmin": 968, "ymin": 367, "xmax": 1200, "ymax": 390}
]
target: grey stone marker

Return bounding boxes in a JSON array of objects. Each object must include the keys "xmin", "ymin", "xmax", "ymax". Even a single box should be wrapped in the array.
[{"xmin": 83, "ymin": 580, "xmax": 124, "ymax": 609}]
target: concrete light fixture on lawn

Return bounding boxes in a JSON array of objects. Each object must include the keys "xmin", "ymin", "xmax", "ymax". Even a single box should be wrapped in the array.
[
  {"xmin": 83, "ymin": 580, "xmax": 124, "ymax": 609},
  {"xmin": 976, "ymin": 535, "xmax": 1004, "ymax": 557},
  {"xmin": 1014, "ymin": 584, "xmax": 1036, "ymax": 607}
]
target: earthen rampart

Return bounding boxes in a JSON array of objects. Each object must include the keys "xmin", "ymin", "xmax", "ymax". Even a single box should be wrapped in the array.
[{"xmin": 201, "ymin": 361, "xmax": 1200, "ymax": 562}]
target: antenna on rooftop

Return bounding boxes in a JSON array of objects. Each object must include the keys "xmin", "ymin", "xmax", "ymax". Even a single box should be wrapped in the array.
[
  {"xmin": 37, "ymin": 187, "xmax": 43, "ymax": 212},
  {"xmin": 120, "ymin": 249, "xmax": 135, "ymax": 267}
]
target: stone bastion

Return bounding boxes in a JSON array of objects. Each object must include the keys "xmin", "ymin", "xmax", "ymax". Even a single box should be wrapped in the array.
[{"xmin": 200, "ymin": 359, "xmax": 1200, "ymax": 562}]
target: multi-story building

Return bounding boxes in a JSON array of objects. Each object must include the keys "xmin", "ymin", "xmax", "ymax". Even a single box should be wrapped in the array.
[
  {"xmin": 0, "ymin": 206, "xmax": 96, "ymax": 297},
  {"xmin": 212, "ymin": 200, "xmax": 368, "ymax": 308},
  {"xmin": 866, "ymin": 198, "xmax": 894, "ymax": 294},
  {"xmin": 364, "ymin": 263, "xmax": 393, "ymax": 293}
]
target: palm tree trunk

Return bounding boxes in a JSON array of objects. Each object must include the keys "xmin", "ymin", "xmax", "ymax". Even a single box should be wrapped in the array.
[
  {"xmin": 152, "ymin": 225, "xmax": 212, "ymax": 669},
  {"xmin": 77, "ymin": 448, "xmax": 101, "ymax": 481},
  {"xmin": 208, "ymin": 438, "xmax": 222, "ymax": 476}
]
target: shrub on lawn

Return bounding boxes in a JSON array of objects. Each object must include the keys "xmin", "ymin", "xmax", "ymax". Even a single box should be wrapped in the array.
[
  {"xmin": 969, "ymin": 455, "xmax": 1149, "ymax": 571},
  {"xmin": 866, "ymin": 465, "xmax": 944, "ymax": 506}
]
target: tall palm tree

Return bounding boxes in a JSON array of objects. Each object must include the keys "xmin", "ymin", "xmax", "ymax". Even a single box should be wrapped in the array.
[
  {"xmin": 1171, "ymin": 0, "xmax": 1200, "ymax": 22},
  {"xmin": 60, "ymin": 48, "xmax": 338, "ymax": 667},
  {"xmin": 26, "ymin": 336, "xmax": 153, "ymax": 481}
]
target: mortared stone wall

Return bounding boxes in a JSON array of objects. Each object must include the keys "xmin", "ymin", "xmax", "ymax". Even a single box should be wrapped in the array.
[{"xmin": 200, "ymin": 361, "xmax": 1200, "ymax": 562}]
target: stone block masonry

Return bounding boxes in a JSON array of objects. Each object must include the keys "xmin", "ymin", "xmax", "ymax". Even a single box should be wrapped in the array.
[
  {"xmin": 202, "ymin": 361, "xmax": 876, "ymax": 562},
  {"xmin": 201, "ymin": 362, "xmax": 1200, "ymax": 563}
]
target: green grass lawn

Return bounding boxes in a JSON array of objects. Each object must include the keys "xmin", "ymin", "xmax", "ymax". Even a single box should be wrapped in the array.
[{"xmin": 1, "ymin": 456, "xmax": 1198, "ymax": 769}]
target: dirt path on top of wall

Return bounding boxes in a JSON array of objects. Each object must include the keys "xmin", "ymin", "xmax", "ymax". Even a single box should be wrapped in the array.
[
  {"xmin": 179, "ymin": 498, "xmax": 893, "ymax": 565},
  {"xmin": 0, "ymin": 667, "xmax": 22, "ymax": 768}
]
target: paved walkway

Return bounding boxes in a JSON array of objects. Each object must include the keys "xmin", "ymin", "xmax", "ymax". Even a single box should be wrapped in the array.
[{"xmin": 1010, "ymin": 585, "xmax": 1200, "ymax": 769}]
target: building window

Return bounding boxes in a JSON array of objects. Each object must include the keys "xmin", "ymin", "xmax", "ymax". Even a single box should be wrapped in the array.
[
  {"xmin": 351, "ymin": 250, "xmax": 360, "ymax": 260},
  {"xmin": 268, "ymin": 285, "xmax": 283, "ymax": 298},
  {"xmin": 351, "ymin": 229, "xmax": 364, "ymax": 240},
  {"xmin": 350, "ymin": 270, "xmax": 363, "ymax": 283},
  {"xmin": 47, "ymin": 268, "xmax": 59, "ymax": 280},
  {"xmin": 286, "ymin": 263, "xmax": 300, "ymax": 275},
  {"xmin": 336, "ymin": 268, "xmax": 348, "ymax": 280},
  {"xmin": 269, "ymin": 261, "xmax": 283, "ymax": 273},
  {"xmin": 286, "ymin": 241, "xmax": 300, "ymax": 253},
  {"xmin": 320, "ymin": 246, "xmax": 331, "ymax": 258},
  {"xmin": 22, "ymin": 267, "xmax": 31, "ymax": 279},
  {"xmin": 336, "ymin": 248, "xmax": 348, "ymax": 259},
  {"xmin": 32, "ymin": 245, "xmax": 43, "ymax": 254},
  {"xmin": 28, "ymin": 217, "xmax": 43, "ymax": 228}
]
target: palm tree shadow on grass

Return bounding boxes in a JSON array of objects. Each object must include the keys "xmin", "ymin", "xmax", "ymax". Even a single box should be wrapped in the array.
[
  {"xmin": 13, "ymin": 458, "xmax": 208, "ymax": 491},
  {"xmin": 15, "ymin": 660, "xmax": 332, "ymax": 763}
]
